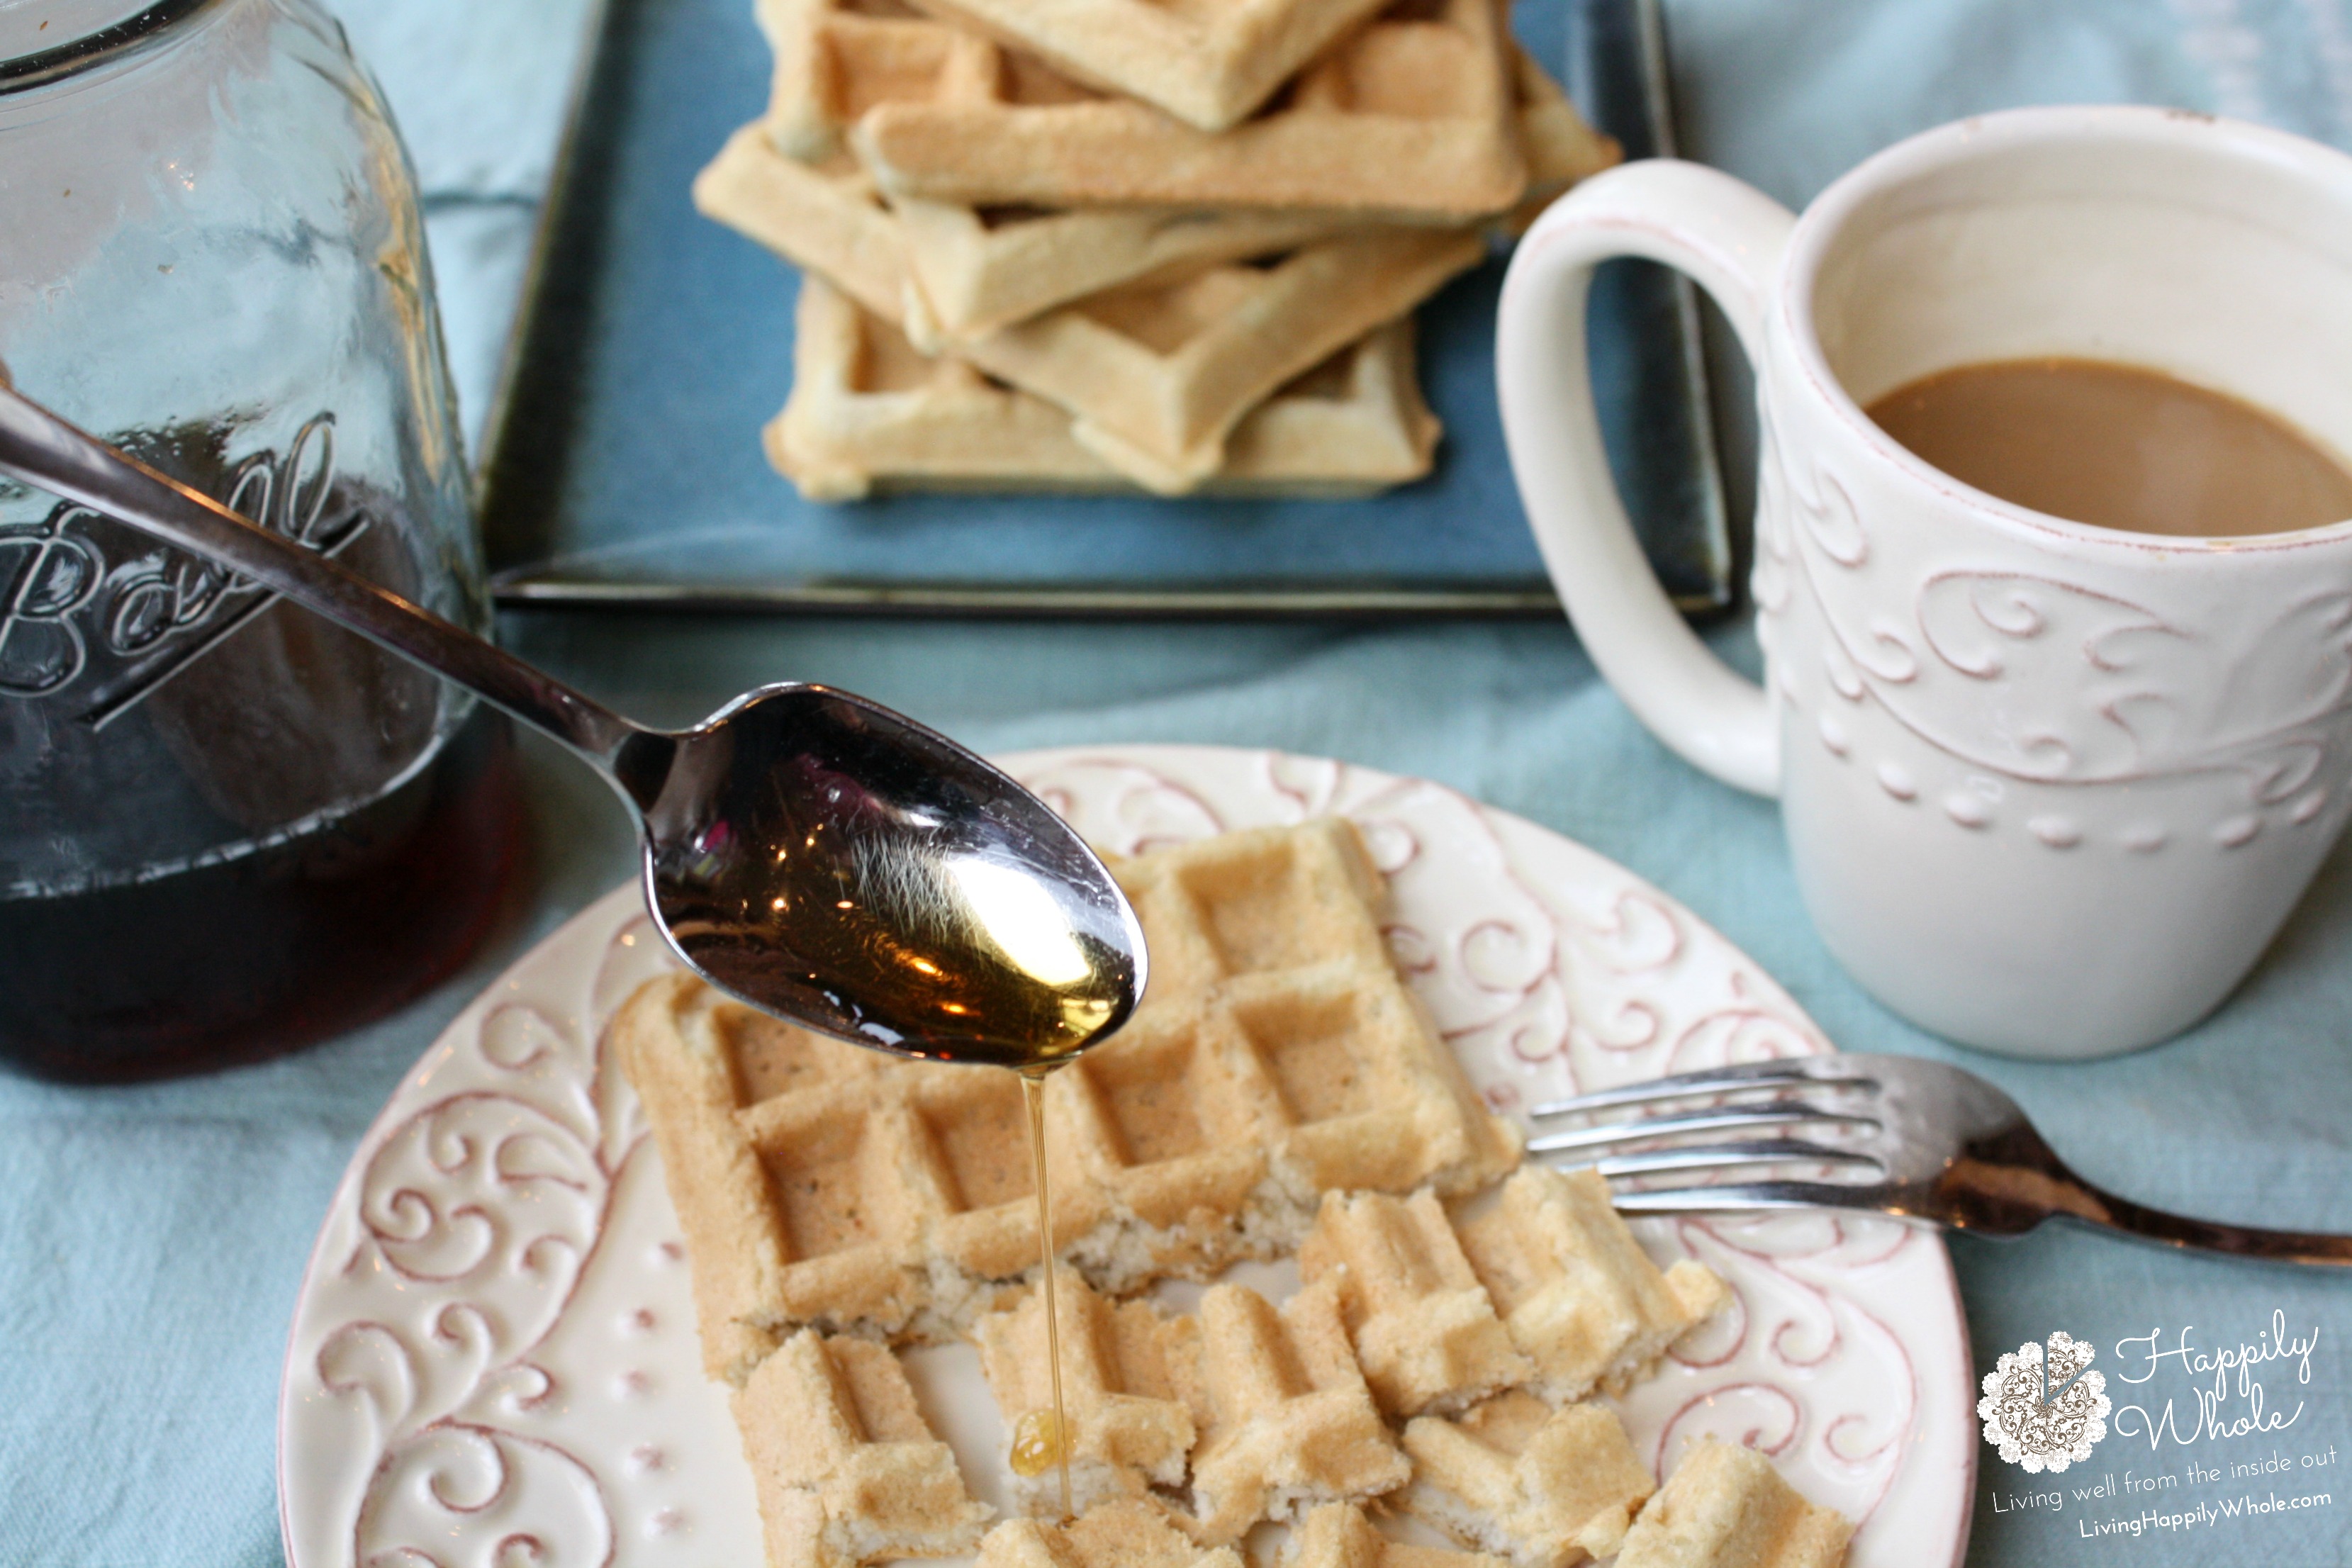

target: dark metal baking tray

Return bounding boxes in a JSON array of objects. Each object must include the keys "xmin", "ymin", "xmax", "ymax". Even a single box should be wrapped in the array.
[{"xmin": 474, "ymin": 0, "xmax": 1730, "ymax": 617}]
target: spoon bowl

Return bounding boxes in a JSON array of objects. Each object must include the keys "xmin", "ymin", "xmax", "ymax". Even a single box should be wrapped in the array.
[
  {"xmin": 627, "ymin": 683, "xmax": 1142, "ymax": 1065},
  {"xmin": 0, "ymin": 383, "xmax": 1146, "ymax": 1067}
]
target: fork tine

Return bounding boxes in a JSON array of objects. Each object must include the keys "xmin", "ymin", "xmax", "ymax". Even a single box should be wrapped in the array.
[
  {"xmin": 1524, "ymin": 1100, "xmax": 1878, "ymax": 1157},
  {"xmin": 1585, "ymin": 1137, "xmax": 1883, "ymax": 1180},
  {"xmin": 1606, "ymin": 1180, "xmax": 1896, "ymax": 1214},
  {"xmin": 1529, "ymin": 1057, "xmax": 1875, "ymax": 1120}
]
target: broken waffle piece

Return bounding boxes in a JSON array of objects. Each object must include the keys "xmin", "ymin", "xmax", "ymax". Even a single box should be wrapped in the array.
[
  {"xmin": 1400, "ymin": 1394, "xmax": 1652, "ymax": 1568},
  {"xmin": 1178, "ymin": 1277, "xmax": 1411, "ymax": 1542},
  {"xmin": 615, "ymin": 971, "xmax": 1104, "ymax": 1348},
  {"xmin": 734, "ymin": 1330, "xmax": 992, "ymax": 1567},
  {"xmin": 902, "ymin": 0, "xmax": 1392, "ymax": 132},
  {"xmin": 831, "ymin": 0, "xmax": 1530, "ymax": 219},
  {"xmin": 1299, "ymin": 1188, "xmax": 1530, "ymax": 1417},
  {"xmin": 1287, "ymin": 1503, "xmax": 1508, "ymax": 1568},
  {"xmin": 977, "ymin": 1499, "xmax": 1247, "ymax": 1568},
  {"xmin": 974, "ymin": 1267, "xmax": 1197, "ymax": 1514},
  {"xmin": 1613, "ymin": 1438, "xmax": 1854, "ymax": 1568},
  {"xmin": 1107, "ymin": 817, "xmax": 1523, "ymax": 1214},
  {"xmin": 1457, "ymin": 1164, "xmax": 1728, "ymax": 1401}
]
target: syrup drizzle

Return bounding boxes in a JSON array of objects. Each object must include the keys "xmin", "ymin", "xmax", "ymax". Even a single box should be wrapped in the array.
[{"xmin": 1018, "ymin": 1066, "xmax": 1072, "ymax": 1519}]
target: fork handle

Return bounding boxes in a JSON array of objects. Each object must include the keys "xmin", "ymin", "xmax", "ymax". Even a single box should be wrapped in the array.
[{"xmin": 2054, "ymin": 1178, "xmax": 2352, "ymax": 1267}]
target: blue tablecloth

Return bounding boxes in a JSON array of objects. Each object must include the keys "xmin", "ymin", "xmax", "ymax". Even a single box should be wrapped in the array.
[{"xmin": 4, "ymin": 1, "xmax": 2349, "ymax": 1564}]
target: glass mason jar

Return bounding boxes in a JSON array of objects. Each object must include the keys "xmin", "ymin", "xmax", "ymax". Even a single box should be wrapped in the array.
[{"xmin": 0, "ymin": 0, "xmax": 521, "ymax": 1080}]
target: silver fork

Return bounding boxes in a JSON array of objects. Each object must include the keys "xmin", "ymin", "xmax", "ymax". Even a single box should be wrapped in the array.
[{"xmin": 1530, "ymin": 1053, "xmax": 2352, "ymax": 1266}]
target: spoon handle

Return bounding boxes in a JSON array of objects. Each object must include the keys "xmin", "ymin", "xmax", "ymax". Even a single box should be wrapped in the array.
[{"xmin": 0, "ymin": 383, "xmax": 644, "ymax": 769}]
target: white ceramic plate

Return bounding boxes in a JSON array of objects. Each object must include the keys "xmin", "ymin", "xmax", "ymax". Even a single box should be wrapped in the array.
[{"xmin": 279, "ymin": 744, "xmax": 1975, "ymax": 1568}]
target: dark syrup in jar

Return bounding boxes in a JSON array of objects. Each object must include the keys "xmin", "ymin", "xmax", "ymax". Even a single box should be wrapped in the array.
[
  {"xmin": 0, "ymin": 702, "xmax": 521, "ymax": 1082},
  {"xmin": 0, "ymin": 461, "xmax": 523, "ymax": 1082}
]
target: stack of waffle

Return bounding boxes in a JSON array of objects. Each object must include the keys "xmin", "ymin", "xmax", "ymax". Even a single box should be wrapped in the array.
[
  {"xmin": 693, "ymin": 0, "xmax": 1619, "ymax": 499},
  {"xmin": 617, "ymin": 819, "xmax": 1855, "ymax": 1568}
]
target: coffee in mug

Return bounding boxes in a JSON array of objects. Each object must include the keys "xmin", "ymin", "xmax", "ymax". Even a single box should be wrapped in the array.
[{"xmin": 1866, "ymin": 357, "xmax": 2352, "ymax": 538}]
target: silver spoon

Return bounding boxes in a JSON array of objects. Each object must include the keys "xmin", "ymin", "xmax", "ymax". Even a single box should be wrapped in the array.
[{"xmin": 0, "ymin": 382, "xmax": 1144, "ymax": 1070}]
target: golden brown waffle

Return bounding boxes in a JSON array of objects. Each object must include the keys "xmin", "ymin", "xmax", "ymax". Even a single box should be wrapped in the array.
[
  {"xmin": 1455, "ymin": 1165, "xmax": 1728, "ymax": 1402},
  {"xmin": 768, "ymin": 276, "xmax": 1440, "ymax": 500},
  {"xmin": 1613, "ymin": 1438, "xmax": 1854, "ymax": 1568},
  {"xmin": 615, "ymin": 821, "xmax": 1521, "ymax": 1350},
  {"xmin": 1298, "ymin": 1189, "xmax": 1530, "ymax": 1418},
  {"xmin": 616, "ymin": 970, "xmax": 1082, "ymax": 1353},
  {"xmin": 895, "ymin": 195, "xmax": 1349, "ymax": 345},
  {"xmin": 901, "ymin": 0, "xmax": 1393, "ymax": 132},
  {"xmin": 1399, "ymin": 1394, "xmax": 1653, "ymax": 1568},
  {"xmin": 973, "ymin": 1267, "xmax": 1198, "ymax": 1513},
  {"xmin": 1177, "ymin": 1279, "xmax": 1411, "ymax": 1541},
  {"xmin": 808, "ymin": 0, "xmax": 1530, "ymax": 219},
  {"xmin": 734, "ymin": 1328, "xmax": 993, "ymax": 1567},
  {"xmin": 977, "ymin": 1499, "xmax": 1248, "ymax": 1568},
  {"xmin": 755, "ymin": 4, "xmax": 1611, "ymax": 238},
  {"xmin": 699, "ymin": 116, "xmax": 1351, "ymax": 345},
  {"xmin": 692, "ymin": 124, "xmax": 1476, "ymax": 491},
  {"xmin": 1287, "ymin": 1503, "xmax": 1508, "ymax": 1568},
  {"xmin": 1104, "ymin": 818, "xmax": 1523, "ymax": 1204},
  {"xmin": 930, "ymin": 227, "xmax": 1477, "ymax": 488}
]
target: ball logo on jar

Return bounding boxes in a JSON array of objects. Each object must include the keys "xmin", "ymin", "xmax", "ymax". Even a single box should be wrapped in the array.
[{"xmin": 0, "ymin": 414, "xmax": 366, "ymax": 726}]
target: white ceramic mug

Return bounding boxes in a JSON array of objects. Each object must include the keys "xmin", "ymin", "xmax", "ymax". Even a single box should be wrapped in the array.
[{"xmin": 1499, "ymin": 106, "xmax": 2352, "ymax": 1058}]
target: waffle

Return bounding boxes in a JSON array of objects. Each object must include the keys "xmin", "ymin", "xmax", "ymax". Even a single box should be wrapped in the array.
[
  {"xmin": 895, "ymin": 196, "xmax": 1351, "ymax": 345},
  {"xmin": 1506, "ymin": 44, "xmax": 1620, "ymax": 230},
  {"xmin": 699, "ymin": 116, "xmax": 1351, "ymax": 345},
  {"xmin": 1399, "ymin": 1394, "xmax": 1652, "ymax": 1568},
  {"xmin": 768, "ymin": 276, "xmax": 1441, "ymax": 499},
  {"xmin": 1455, "ymin": 1165, "xmax": 1728, "ymax": 1402},
  {"xmin": 936, "ymin": 226, "xmax": 1477, "ymax": 488},
  {"xmin": 1287, "ymin": 1503, "xmax": 1508, "ymax": 1568},
  {"xmin": 821, "ymin": 0, "xmax": 1531, "ymax": 219},
  {"xmin": 973, "ymin": 1267, "xmax": 1198, "ymax": 1513},
  {"xmin": 1177, "ymin": 1278, "xmax": 1411, "ymax": 1541},
  {"xmin": 1298, "ymin": 1189, "xmax": 1530, "ymax": 1418},
  {"xmin": 693, "ymin": 125, "xmax": 1475, "ymax": 490},
  {"xmin": 978, "ymin": 1499, "xmax": 1247, "ymax": 1568},
  {"xmin": 1613, "ymin": 1438, "xmax": 1854, "ymax": 1568},
  {"xmin": 615, "ymin": 820, "xmax": 1521, "ymax": 1350},
  {"xmin": 734, "ymin": 1329, "xmax": 992, "ymax": 1567},
  {"xmin": 901, "ymin": 0, "xmax": 1394, "ymax": 132},
  {"xmin": 1104, "ymin": 818, "xmax": 1523, "ymax": 1206},
  {"xmin": 756, "ymin": 4, "xmax": 1610, "ymax": 242}
]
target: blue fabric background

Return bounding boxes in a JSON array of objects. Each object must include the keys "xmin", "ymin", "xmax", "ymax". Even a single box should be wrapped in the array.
[{"xmin": 3, "ymin": 1, "xmax": 2349, "ymax": 1564}]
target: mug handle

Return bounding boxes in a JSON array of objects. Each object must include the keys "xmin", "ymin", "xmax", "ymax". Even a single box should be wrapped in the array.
[{"xmin": 1497, "ymin": 160, "xmax": 1798, "ymax": 797}]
